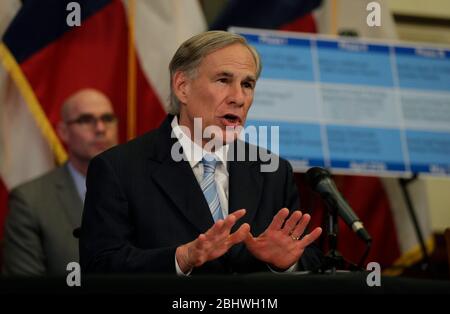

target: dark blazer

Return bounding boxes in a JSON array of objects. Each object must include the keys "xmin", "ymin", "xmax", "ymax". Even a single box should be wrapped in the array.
[
  {"xmin": 80, "ymin": 115, "xmax": 322, "ymax": 274},
  {"xmin": 3, "ymin": 164, "xmax": 83, "ymax": 276}
]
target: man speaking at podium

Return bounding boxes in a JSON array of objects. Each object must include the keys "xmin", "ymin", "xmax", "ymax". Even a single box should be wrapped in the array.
[{"xmin": 80, "ymin": 31, "xmax": 322, "ymax": 275}]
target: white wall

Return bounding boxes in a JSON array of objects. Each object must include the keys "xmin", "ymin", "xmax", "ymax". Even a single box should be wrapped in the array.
[
  {"xmin": 424, "ymin": 177, "xmax": 450, "ymax": 232},
  {"xmin": 388, "ymin": 0, "xmax": 450, "ymax": 19}
]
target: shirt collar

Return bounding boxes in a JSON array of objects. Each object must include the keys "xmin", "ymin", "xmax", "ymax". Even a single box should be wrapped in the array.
[
  {"xmin": 171, "ymin": 116, "xmax": 229, "ymax": 169},
  {"xmin": 67, "ymin": 161, "xmax": 86, "ymax": 202}
]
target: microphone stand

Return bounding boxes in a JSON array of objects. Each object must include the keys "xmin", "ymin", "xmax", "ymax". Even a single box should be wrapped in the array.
[
  {"xmin": 320, "ymin": 206, "xmax": 345, "ymax": 274},
  {"xmin": 318, "ymin": 198, "xmax": 367, "ymax": 274},
  {"xmin": 398, "ymin": 174, "xmax": 430, "ymax": 271},
  {"xmin": 320, "ymin": 204, "xmax": 344, "ymax": 275}
]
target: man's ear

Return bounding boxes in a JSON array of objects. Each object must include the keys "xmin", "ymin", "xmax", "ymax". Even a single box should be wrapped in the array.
[
  {"xmin": 172, "ymin": 71, "xmax": 189, "ymax": 104},
  {"xmin": 57, "ymin": 121, "xmax": 69, "ymax": 144}
]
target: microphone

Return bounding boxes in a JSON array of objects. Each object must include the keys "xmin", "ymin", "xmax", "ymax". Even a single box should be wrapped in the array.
[{"xmin": 306, "ymin": 167, "xmax": 372, "ymax": 244}]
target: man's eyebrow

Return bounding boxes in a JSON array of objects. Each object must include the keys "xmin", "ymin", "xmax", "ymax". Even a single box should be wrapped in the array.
[
  {"xmin": 244, "ymin": 75, "xmax": 256, "ymax": 83},
  {"xmin": 214, "ymin": 71, "xmax": 233, "ymax": 78},
  {"xmin": 214, "ymin": 71, "xmax": 256, "ymax": 82}
]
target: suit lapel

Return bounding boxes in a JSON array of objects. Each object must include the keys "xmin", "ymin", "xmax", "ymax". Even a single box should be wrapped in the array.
[
  {"xmin": 228, "ymin": 159, "xmax": 263, "ymax": 232},
  {"xmin": 55, "ymin": 164, "xmax": 84, "ymax": 230},
  {"xmin": 227, "ymin": 148, "xmax": 264, "ymax": 261},
  {"xmin": 148, "ymin": 116, "xmax": 214, "ymax": 234},
  {"xmin": 151, "ymin": 159, "xmax": 214, "ymax": 233}
]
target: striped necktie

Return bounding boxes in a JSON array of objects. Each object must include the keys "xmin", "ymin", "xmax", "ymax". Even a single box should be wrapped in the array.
[{"xmin": 201, "ymin": 155, "xmax": 223, "ymax": 222}]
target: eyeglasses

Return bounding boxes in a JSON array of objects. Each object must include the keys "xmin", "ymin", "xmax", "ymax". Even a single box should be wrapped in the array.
[{"xmin": 66, "ymin": 113, "xmax": 117, "ymax": 128}]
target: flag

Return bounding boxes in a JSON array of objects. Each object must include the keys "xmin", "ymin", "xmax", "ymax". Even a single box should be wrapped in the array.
[
  {"xmin": 210, "ymin": 0, "xmax": 322, "ymax": 32},
  {"xmin": 0, "ymin": 0, "xmax": 52, "ymax": 256},
  {"xmin": 0, "ymin": 0, "xmax": 206, "ymax": 262}
]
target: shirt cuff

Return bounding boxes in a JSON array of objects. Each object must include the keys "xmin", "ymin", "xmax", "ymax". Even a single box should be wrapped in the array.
[
  {"xmin": 175, "ymin": 254, "xmax": 193, "ymax": 276},
  {"xmin": 268, "ymin": 262, "xmax": 298, "ymax": 273}
]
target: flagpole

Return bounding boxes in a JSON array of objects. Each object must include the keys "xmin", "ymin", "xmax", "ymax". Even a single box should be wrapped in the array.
[
  {"xmin": 127, "ymin": 0, "xmax": 137, "ymax": 141},
  {"xmin": 0, "ymin": 43, "xmax": 67, "ymax": 164}
]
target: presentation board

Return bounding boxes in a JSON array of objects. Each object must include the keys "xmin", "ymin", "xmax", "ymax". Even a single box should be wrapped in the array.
[{"xmin": 234, "ymin": 27, "xmax": 450, "ymax": 176}]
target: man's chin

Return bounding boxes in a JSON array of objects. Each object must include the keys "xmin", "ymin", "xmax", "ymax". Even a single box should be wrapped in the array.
[
  {"xmin": 89, "ymin": 147, "xmax": 108, "ymax": 158},
  {"xmin": 93, "ymin": 142, "xmax": 113, "ymax": 152},
  {"xmin": 222, "ymin": 129, "xmax": 241, "ymax": 144}
]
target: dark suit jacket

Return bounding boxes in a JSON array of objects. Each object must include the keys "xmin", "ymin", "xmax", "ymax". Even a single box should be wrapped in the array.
[
  {"xmin": 80, "ymin": 115, "xmax": 322, "ymax": 274},
  {"xmin": 3, "ymin": 164, "xmax": 83, "ymax": 276}
]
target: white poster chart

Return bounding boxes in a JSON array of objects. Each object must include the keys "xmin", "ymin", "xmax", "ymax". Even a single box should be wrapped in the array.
[{"xmin": 232, "ymin": 27, "xmax": 450, "ymax": 176}]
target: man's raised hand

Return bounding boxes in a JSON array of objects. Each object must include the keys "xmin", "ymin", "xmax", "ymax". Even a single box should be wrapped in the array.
[
  {"xmin": 244, "ymin": 208, "xmax": 322, "ymax": 270},
  {"xmin": 176, "ymin": 209, "xmax": 249, "ymax": 273}
]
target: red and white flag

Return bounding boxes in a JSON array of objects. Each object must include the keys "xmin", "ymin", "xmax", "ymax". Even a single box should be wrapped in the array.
[{"xmin": 0, "ymin": 0, "xmax": 205, "ymax": 252}]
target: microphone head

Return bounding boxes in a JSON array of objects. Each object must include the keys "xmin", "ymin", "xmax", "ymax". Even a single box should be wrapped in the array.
[{"xmin": 305, "ymin": 167, "xmax": 331, "ymax": 190}]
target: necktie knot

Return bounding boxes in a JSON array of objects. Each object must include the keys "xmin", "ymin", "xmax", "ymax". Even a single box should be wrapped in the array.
[{"xmin": 202, "ymin": 155, "xmax": 217, "ymax": 175}]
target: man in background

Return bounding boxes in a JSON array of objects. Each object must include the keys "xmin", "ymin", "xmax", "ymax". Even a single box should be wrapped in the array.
[{"xmin": 3, "ymin": 88, "xmax": 118, "ymax": 276}]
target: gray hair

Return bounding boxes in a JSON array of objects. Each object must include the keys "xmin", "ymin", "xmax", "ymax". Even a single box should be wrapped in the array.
[{"xmin": 168, "ymin": 31, "xmax": 262, "ymax": 114}]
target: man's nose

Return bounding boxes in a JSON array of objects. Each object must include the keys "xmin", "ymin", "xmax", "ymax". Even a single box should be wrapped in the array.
[
  {"xmin": 94, "ymin": 118, "xmax": 107, "ymax": 133},
  {"xmin": 228, "ymin": 83, "xmax": 245, "ymax": 107}
]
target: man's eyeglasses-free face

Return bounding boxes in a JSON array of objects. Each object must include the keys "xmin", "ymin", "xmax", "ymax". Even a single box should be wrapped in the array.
[{"xmin": 65, "ymin": 113, "xmax": 117, "ymax": 129}]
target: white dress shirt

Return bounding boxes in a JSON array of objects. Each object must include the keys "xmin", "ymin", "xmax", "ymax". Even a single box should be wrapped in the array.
[{"xmin": 67, "ymin": 161, "xmax": 86, "ymax": 202}]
